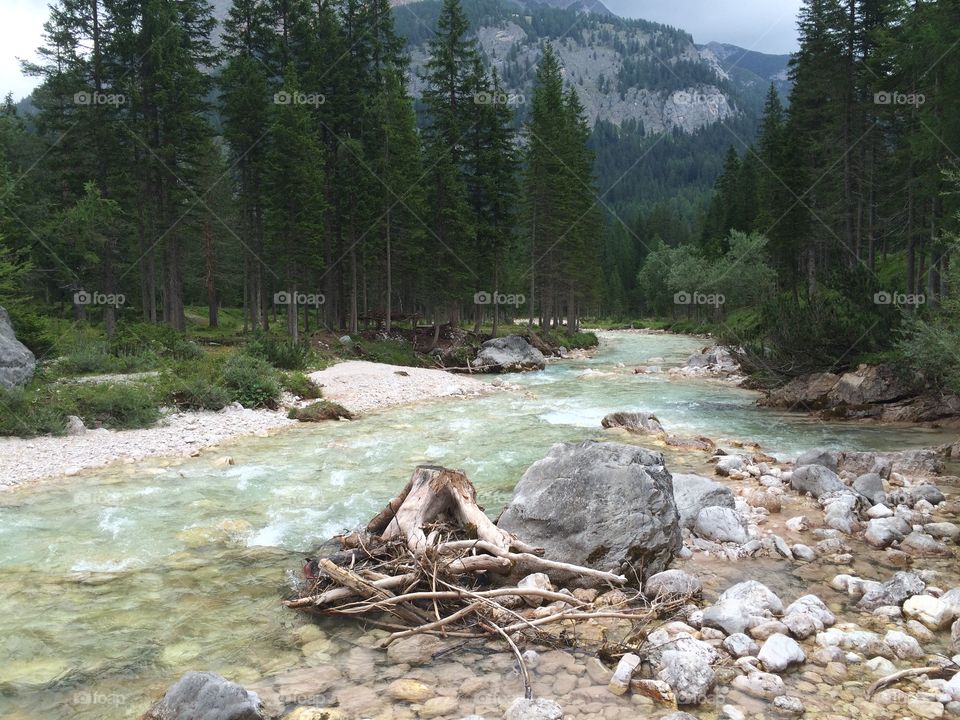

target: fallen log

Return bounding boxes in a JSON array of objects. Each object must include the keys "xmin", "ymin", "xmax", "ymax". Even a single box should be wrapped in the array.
[
  {"xmin": 287, "ymin": 464, "xmax": 664, "ymax": 660},
  {"xmin": 378, "ymin": 466, "xmax": 517, "ymax": 554}
]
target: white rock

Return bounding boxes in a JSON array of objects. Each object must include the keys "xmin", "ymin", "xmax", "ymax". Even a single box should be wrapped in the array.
[
  {"xmin": 786, "ymin": 516, "xmax": 808, "ymax": 532},
  {"xmin": 867, "ymin": 503, "xmax": 894, "ymax": 519},
  {"xmin": 904, "ymin": 594, "xmax": 952, "ymax": 630},
  {"xmin": 757, "ymin": 633, "xmax": 806, "ymax": 672}
]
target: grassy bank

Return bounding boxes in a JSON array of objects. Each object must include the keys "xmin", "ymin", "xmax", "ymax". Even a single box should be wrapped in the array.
[{"xmin": 0, "ymin": 311, "xmax": 597, "ymax": 437}]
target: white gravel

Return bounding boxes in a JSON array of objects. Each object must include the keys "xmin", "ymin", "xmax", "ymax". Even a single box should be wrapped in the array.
[
  {"xmin": 0, "ymin": 404, "xmax": 296, "ymax": 489},
  {"xmin": 1, "ymin": 362, "xmax": 504, "ymax": 488},
  {"xmin": 308, "ymin": 360, "xmax": 501, "ymax": 413}
]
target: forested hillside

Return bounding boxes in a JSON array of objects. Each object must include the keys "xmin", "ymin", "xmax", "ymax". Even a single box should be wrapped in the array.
[{"xmin": 638, "ymin": 0, "xmax": 960, "ymax": 393}]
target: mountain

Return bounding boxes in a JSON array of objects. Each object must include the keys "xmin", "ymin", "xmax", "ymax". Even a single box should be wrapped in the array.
[
  {"xmin": 396, "ymin": 0, "xmax": 740, "ymax": 135},
  {"xmin": 700, "ymin": 41, "xmax": 792, "ymax": 100}
]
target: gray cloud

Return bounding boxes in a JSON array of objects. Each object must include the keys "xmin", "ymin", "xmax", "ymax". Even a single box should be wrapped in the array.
[{"xmin": 604, "ymin": 0, "xmax": 802, "ymax": 55}]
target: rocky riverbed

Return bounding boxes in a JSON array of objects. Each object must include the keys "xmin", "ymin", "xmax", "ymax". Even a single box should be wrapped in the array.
[{"xmin": 137, "ymin": 440, "xmax": 960, "ymax": 720}]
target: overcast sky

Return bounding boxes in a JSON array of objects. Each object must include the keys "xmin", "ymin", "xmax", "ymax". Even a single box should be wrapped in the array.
[
  {"xmin": 1, "ymin": 0, "xmax": 804, "ymax": 102},
  {"xmin": 605, "ymin": 0, "xmax": 803, "ymax": 55}
]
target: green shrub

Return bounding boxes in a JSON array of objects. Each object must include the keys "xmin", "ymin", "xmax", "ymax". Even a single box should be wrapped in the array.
[
  {"xmin": 543, "ymin": 330, "xmax": 599, "ymax": 350},
  {"xmin": 221, "ymin": 353, "xmax": 280, "ymax": 408},
  {"xmin": 67, "ymin": 383, "xmax": 160, "ymax": 430},
  {"xmin": 168, "ymin": 377, "xmax": 232, "ymax": 411},
  {"xmin": 109, "ymin": 322, "xmax": 202, "ymax": 361},
  {"xmin": 288, "ymin": 400, "xmax": 352, "ymax": 422},
  {"xmin": 355, "ymin": 338, "xmax": 424, "ymax": 367},
  {"xmin": 897, "ymin": 297, "xmax": 960, "ymax": 394},
  {"xmin": 244, "ymin": 333, "xmax": 313, "ymax": 370},
  {"xmin": 0, "ymin": 386, "xmax": 68, "ymax": 436},
  {"xmin": 281, "ymin": 371, "xmax": 322, "ymax": 399}
]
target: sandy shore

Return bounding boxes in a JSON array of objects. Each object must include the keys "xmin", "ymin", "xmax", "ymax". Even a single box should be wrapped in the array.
[
  {"xmin": 2, "ymin": 362, "xmax": 502, "ymax": 488},
  {"xmin": 308, "ymin": 360, "xmax": 500, "ymax": 413}
]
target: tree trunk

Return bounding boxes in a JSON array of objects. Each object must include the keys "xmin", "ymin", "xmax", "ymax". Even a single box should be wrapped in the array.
[{"xmin": 203, "ymin": 219, "xmax": 218, "ymax": 328}]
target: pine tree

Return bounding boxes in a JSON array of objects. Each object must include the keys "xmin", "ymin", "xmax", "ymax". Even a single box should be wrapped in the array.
[{"xmin": 264, "ymin": 67, "xmax": 326, "ymax": 341}]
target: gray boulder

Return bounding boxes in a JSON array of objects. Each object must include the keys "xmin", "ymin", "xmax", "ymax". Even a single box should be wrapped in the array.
[
  {"xmin": 644, "ymin": 569, "xmax": 702, "ymax": 600},
  {"xmin": 826, "ymin": 363, "xmax": 916, "ymax": 406},
  {"xmin": 911, "ymin": 484, "xmax": 946, "ymax": 506},
  {"xmin": 796, "ymin": 448, "xmax": 839, "ymax": 471},
  {"xmin": 858, "ymin": 572, "xmax": 926, "ymax": 611},
  {"xmin": 0, "ymin": 307, "xmax": 35, "ymax": 389},
  {"xmin": 693, "ymin": 506, "xmax": 748, "ymax": 544},
  {"xmin": 141, "ymin": 671, "xmax": 262, "ymax": 720},
  {"xmin": 719, "ymin": 580, "xmax": 784, "ymax": 615},
  {"xmin": 672, "ymin": 473, "xmax": 736, "ymax": 528},
  {"xmin": 601, "ymin": 411, "xmax": 665, "ymax": 436},
  {"xmin": 790, "ymin": 464, "xmax": 847, "ymax": 498},
  {"xmin": 837, "ymin": 449, "xmax": 944, "ymax": 478},
  {"xmin": 854, "ymin": 473, "xmax": 887, "ymax": 505},
  {"xmin": 504, "ymin": 698, "xmax": 563, "ymax": 720},
  {"xmin": 474, "ymin": 335, "xmax": 545, "ymax": 372},
  {"xmin": 703, "ymin": 581, "xmax": 783, "ymax": 635},
  {"xmin": 722, "ymin": 633, "xmax": 759, "ymax": 658},
  {"xmin": 657, "ymin": 650, "xmax": 716, "ymax": 706},
  {"xmin": 865, "ymin": 517, "xmax": 906, "ymax": 549},
  {"xmin": 497, "ymin": 441, "xmax": 681, "ymax": 584},
  {"xmin": 784, "ymin": 595, "xmax": 836, "ymax": 627}
]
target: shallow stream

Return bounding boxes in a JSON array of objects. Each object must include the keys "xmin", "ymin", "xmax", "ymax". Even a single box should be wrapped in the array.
[{"xmin": 0, "ymin": 331, "xmax": 955, "ymax": 719}]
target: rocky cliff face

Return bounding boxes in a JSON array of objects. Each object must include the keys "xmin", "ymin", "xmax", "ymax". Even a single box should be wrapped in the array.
[{"xmin": 400, "ymin": 0, "xmax": 740, "ymax": 134}]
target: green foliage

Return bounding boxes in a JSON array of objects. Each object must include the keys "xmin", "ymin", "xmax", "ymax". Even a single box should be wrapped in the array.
[
  {"xmin": 288, "ymin": 400, "xmax": 352, "ymax": 422},
  {"xmin": 108, "ymin": 323, "xmax": 202, "ymax": 361},
  {"xmin": 542, "ymin": 330, "xmax": 599, "ymax": 350},
  {"xmin": 67, "ymin": 383, "xmax": 160, "ymax": 430},
  {"xmin": 897, "ymin": 298, "xmax": 960, "ymax": 395},
  {"xmin": 0, "ymin": 386, "xmax": 68, "ymax": 436},
  {"xmin": 355, "ymin": 339, "xmax": 425, "ymax": 367},
  {"xmin": 281, "ymin": 371, "xmax": 322, "ymax": 399},
  {"xmin": 0, "ymin": 381, "xmax": 160, "ymax": 436},
  {"xmin": 168, "ymin": 377, "xmax": 232, "ymax": 411},
  {"xmin": 244, "ymin": 333, "xmax": 313, "ymax": 370},
  {"xmin": 221, "ymin": 354, "xmax": 280, "ymax": 408}
]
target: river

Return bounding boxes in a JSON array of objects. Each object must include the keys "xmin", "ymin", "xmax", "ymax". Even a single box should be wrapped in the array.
[{"xmin": 0, "ymin": 331, "xmax": 954, "ymax": 719}]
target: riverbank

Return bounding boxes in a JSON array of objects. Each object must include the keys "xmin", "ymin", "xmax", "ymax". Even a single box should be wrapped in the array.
[{"xmin": 0, "ymin": 361, "xmax": 504, "ymax": 489}]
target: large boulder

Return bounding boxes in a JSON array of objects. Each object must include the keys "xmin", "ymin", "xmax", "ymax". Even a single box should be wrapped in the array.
[
  {"xmin": 760, "ymin": 372, "xmax": 840, "ymax": 409},
  {"xmin": 672, "ymin": 473, "xmax": 736, "ymax": 528},
  {"xmin": 837, "ymin": 449, "xmax": 944, "ymax": 478},
  {"xmin": 601, "ymin": 411, "xmax": 665, "ymax": 436},
  {"xmin": 474, "ymin": 335, "xmax": 545, "ymax": 372},
  {"xmin": 790, "ymin": 465, "xmax": 847, "ymax": 498},
  {"xmin": 0, "ymin": 307, "xmax": 35, "ymax": 389},
  {"xmin": 853, "ymin": 473, "xmax": 887, "ymax": 505},
  {"xmin": 497, "ymin": 440, "xmax": 681, "ymax": 584},
  {"xmin": 693, "ymin": 506, "xmax": 748, "ymax": 544},
  {"xmin": 826, "ymin": 364, "xmax": 917, "ymax": 407},
  {"xmin": 141, "ymin": 672, "xmax": 262, "ymax": 720}
]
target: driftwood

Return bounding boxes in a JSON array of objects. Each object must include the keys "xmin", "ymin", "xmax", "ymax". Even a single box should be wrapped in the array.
[
  {"xmin": 865, "ymin": 664, "xmax": 956, "ymax": 699},
  {"xmin": 286, "ymin": 465, "xmax": 668, "ymax": 660}
]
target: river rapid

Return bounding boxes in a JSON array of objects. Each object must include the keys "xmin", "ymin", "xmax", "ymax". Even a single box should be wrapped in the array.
[{"xmin": 0, "ymin": 331, "xmax": 955, "ymax": 719}]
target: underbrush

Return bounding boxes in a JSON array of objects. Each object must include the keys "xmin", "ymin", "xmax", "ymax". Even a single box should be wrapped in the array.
[
  {"xmin": 354, "ymin": 338, "xmax": 426, "ymax": 367},
  {"xmin": 0, "ymin": 382, "xmax": 160, "ymax": 436}
]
